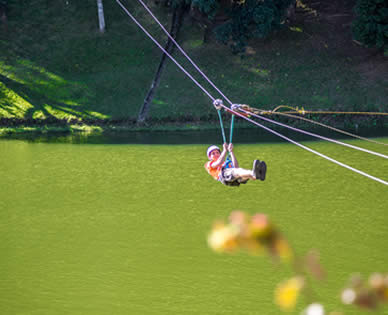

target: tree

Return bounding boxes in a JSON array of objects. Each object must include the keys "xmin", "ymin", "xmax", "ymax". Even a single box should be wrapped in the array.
[
  {"xmin": 352, "ymin": 0, "xmax": 388, "ymax": 53},
  {"xmin": 137, "ymin": 0, "xmax": 295, "ymax": 122},
  {"xmin": 192, "ymin": 0, "xmax": 296, "ymax": 52},
  {"xmin": 97, "ymin": 0, "xmax": 106, "ymax": 33},
  {"xmin": 0, "ymin": 0, "xmax": 8, "ymax": 32},
  {"xmin": 137, "ymin": 1, "xmax": 190, "ymax": 124}
]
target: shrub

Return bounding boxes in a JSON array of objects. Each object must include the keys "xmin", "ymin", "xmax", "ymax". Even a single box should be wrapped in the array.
[
  {"xmin": 215, "ymin": 0, "xmax": 295, "ymax": 52},
  {"xmin": 192, "ymin": 0, "xmax": 295, "ymax": 53},
  {"xmin": 352, "ymin": 0, "xmax": 388, "ymax": 53}
]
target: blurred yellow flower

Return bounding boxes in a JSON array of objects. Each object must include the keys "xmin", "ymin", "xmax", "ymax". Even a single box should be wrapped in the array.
[
  {"xmin": 275, "ymin": 276, "xmax": 305, "ymax": 311},
  {"xmin": 207, "ymin": 222, "xmax": 239, "ymax": 253}
]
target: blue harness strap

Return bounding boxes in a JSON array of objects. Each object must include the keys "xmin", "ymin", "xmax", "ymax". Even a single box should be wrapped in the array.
[{"xmin": 223, "ymin": 158, "xmax": 233, "ymax": 169}]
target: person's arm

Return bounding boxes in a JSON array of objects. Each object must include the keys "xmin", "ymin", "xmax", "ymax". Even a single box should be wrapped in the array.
[
  {"xmin": 228, "ymin": 143, "xmax": 239, "ymax": 168},
  {"xmin": 211, "ymin": 143, "xmax": 228, "ymax": 168}
]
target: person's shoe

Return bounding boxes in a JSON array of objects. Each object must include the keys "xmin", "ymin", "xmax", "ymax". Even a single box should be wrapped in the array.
[
  {"xmin": 252, "ymin": 160, "xmax": 260, "ymax": 179},
  {"xmin": 258, "ymin": 161, "xmax": 267, "ymax": 181}
]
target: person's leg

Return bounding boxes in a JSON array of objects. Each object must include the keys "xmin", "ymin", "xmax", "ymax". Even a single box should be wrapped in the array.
[
  {"xmin": 258, "ymin": 161, "xmax": 267, "ymax": 181},
  {"xmin": 252, "ymin": 159, "xmax": 267, "ymax": 181},
  {"xmin": 231, "ymin": 168, "xmax": 256, "ymax": 180}
]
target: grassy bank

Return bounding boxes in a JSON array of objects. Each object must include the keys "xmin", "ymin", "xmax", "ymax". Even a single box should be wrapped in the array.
[{"xmin": 0, "ymin": 0, "xmax": 387, "ymax": 135}]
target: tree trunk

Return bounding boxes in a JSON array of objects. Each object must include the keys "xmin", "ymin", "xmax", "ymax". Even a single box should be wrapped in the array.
[
  {"xmin": 0, "ymin": 1, "xmax": 8, "ymax": 32},
  {"xmin": 137, "ymin": 4, "xmax": 189, "ymax": 124},
  {"xmin": 96, "ymin": 0, "xmax": 106, "ymax": 33}
]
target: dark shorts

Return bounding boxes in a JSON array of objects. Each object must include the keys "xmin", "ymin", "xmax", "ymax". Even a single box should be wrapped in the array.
[{"xmin": 219, "ymin": 168, "xmax": 249, "ymax": 187}]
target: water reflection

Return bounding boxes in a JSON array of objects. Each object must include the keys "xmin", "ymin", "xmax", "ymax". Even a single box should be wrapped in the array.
[{"xmin": 1, "ymin": 126, "xmax": 387, "ymax": 145}]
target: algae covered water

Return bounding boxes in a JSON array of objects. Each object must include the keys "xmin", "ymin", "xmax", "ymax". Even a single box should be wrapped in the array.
[{"xmin": 0, "ymin": 137, "xmax": 387, "ymax": 314}]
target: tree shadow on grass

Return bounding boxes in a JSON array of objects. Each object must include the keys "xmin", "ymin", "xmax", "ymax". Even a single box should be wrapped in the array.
[
  {"xmin": 0, "ymin": 73, "xmax": 53, "ymax": 119},
  {"xmin": 0, "ymin": 61, "xmax": 106, "ymax": 124}
]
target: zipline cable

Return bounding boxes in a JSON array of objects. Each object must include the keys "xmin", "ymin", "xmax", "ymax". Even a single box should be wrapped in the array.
[
  {"xmin": 133, "ymin": 0, "xmax": 388, "ymax": 121},
  {"xmin": 124, "ymin": 0, "xmax": 237, "ymax": 145},
  {"xmin": 268, "ymin": 110, "xmax": 388, "ymax": 146},
  {"xmin": 123, "ymin": 0, "xmax": 385, "ymax": 153},
  {"xmin": 115, "ymin": 0, "xmax": 216, "ymax": 102},
  {"xmin": 137, "ymin": 0, "xmax": 239, "ymax": 146},
  {"xmin": 219, "ymin": 104, "xmax": 388, "ymax": 186},
  {"xmin": 236, "ymin": 108, "xmax": 388, "ymax": 159},
  {"xmin": 135, "ymin": 0, "xmax": 387, "ymax": 156},
  {"xmin": 117, "ymin": 0, "xmax": 387, "ymax": 185},
  {"xmin": 127, "ymin": 0, "xmax": 387, "ymax": 149},
  {"xmin": 135, "ymin": 0, "xmax": 234, "ymax": 105}
]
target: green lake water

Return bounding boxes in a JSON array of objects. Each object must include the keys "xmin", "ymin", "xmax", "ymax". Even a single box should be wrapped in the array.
[{"xmin": 0, "ymin": 136, "xmax": 387, "ymax": 315}]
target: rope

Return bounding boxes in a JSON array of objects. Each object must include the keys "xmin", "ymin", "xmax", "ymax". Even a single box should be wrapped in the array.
[
  {"xmin": 270, "ymin": 105, "xmax": 388, "ymax": 116},
  {"xmin": 219, "ymin": 104, "xmax": 388, "ymax": 186},
  {"xmin": 237, "ymin": 108, "xmax": 388, "ymax": 160},
  {"xmin": 270, "ymin": 111, "xmax": 388, "ymax": 146},
  {"xmin": 115, "ymin": 0, "xmax": 216, "ymax": 102}
]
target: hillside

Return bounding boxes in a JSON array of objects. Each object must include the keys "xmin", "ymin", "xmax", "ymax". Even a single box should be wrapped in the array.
[{"xmin": 0, "ymin": 0, "xmax": 387, "ymax": 133}]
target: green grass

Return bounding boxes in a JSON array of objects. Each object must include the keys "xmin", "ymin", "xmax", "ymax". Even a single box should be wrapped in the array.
[{"xmin": 0, "ymin": 0, "xmax": 387, "ymax": 130}]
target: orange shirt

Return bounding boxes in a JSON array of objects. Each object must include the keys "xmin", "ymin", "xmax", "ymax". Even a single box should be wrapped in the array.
[{"xmin": 205, "ymin": 161, "xmax": 222, "ymax": 180}]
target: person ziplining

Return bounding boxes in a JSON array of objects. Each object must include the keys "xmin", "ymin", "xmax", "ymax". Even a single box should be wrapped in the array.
[
  {"xmin": 205, "ymin": 99, "xmax": 267, "ymax": 187},
  {"xmin": 205, "ymin": 143, "xmax": 266, "ymax": 186}
]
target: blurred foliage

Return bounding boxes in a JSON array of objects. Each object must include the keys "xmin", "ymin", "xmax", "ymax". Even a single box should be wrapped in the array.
[
  {"xmin": 208, "ymin": 211, "xmax": 387, "ymax": 314},
  {"xmin": 207, "ymin": 211, "xmax": 293, "ymax": 260},
  {"xmin": 191, "ymin": 0, "xmax": 218, "ymax": 17},
  {"xmin": 342, "ymin": 273, "xmax": 388, "ymax": 310}
]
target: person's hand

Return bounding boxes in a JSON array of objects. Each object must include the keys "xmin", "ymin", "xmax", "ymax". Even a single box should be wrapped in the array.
[
  {"xmin": 228, "ymin": 143, "xmax": 234, "ymax": 152},
  {"xmin": 223, "ymin": 143, "xmax": 228, "ymax": 151}
]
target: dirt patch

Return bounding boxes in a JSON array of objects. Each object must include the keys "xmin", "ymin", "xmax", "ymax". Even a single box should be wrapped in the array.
[{"xmin": 295, "ymin": 0, "xmax": 388, "ymax": 84}]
